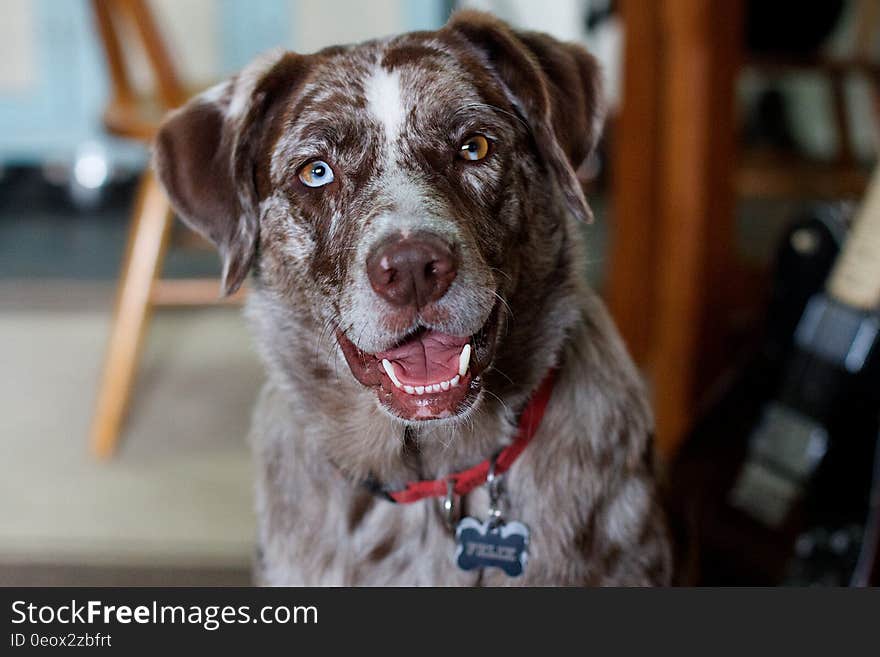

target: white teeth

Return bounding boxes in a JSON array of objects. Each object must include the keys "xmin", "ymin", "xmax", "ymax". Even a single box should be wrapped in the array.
[
  {"xmin": 458, "ymin": 344, "xmax": 471, "ymax": 377},
  {"xmin": 382, "ymin": 356, "xmax": 466, "ymax": 396},
  {"xmin": 381, "ymin": 359, "xmax": 402, "ymax": 388}
]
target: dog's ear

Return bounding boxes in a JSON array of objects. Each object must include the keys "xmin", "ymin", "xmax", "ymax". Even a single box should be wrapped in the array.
[
  {"xmin": 153, "ymin": 51, "xmax": 311, "ymax": 294},
  {"xmin": 446, "ymin": 11, "xmax": 604, "ymax": 222}
]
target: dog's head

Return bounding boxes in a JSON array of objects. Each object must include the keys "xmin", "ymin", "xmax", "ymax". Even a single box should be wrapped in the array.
[{"xmin": 154, "ymin": 11, "xmax": 602, "ymax": 423}]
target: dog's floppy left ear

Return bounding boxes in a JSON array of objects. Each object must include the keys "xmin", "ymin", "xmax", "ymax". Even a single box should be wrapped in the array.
[
  {"xmin": 154, "ymin": 51, "xmax": 311, "ymax": 294},
  {"xmin": 446, "ymin": 11, "xmax": 604, "ymax": 222}
]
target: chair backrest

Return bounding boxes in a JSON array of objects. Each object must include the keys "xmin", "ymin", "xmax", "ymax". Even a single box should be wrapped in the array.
[{"xmin": 90, "ymin": 0, "xmax": 187, "ymax": 113}]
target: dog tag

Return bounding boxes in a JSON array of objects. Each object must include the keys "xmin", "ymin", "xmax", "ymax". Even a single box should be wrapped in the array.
[
  {"xmin": 452, "ymin": 453, "xmax": 529, "ymax": 577},
  {"xmin": 454, "ymin": 516, "xmax": 529, "ymax": 577}
]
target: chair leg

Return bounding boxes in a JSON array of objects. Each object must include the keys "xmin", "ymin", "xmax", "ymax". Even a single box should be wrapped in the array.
[{"xmin": 90, "ymin": 169, "xmax": 173, "ymax": 459}]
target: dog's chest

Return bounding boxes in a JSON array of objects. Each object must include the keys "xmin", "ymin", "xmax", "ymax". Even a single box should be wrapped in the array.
[{"xmin": 337, "ymin": 488, "xmax": 497, "ymax": 586}]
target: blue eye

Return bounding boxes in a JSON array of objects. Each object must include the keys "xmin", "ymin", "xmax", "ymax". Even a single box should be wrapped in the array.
[{"xmin": 298, "ymin": 160, "xmax": 335, "ymax": 187}]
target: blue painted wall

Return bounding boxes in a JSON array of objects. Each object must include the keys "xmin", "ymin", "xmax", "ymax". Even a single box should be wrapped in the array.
[{"xmin": 0, "ymin": 0, "xmax": 121, "ymax": 163}]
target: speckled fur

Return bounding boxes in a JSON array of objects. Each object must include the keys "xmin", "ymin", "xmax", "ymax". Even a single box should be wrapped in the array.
[{"xmin": 154, "ymin": 11, "xmax": 671, "ymax": 586}]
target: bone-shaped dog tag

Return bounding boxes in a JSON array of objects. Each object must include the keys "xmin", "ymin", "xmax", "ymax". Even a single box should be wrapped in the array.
[{"xmin": 454, "ymin": 516, "xmax": 530, "ymax": 577}]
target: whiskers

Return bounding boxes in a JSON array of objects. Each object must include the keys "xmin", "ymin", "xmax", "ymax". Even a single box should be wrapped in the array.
[
  {"xmin": 490, "ymin": 365, "xmax": 514, "ymax": 387},
  {"xmin": 315, "ymin": 311, "xmax": 351, "ymax": 384},
  {"xmin": 480, "ymin": 387, "xmax": 513, "ymax": 422},
  {"xmin": 488, "ymin": 266, "xmax": 512, "ymax": 283},
  {"xmin": 490, "ymin": 289, "xmax": 514, "ymax": 321}
]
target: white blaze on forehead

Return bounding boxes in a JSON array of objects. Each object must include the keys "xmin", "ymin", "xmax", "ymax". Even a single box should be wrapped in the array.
[{"xmin": 365, "ymin": 65, "xmax": 406, "ymax": 144}]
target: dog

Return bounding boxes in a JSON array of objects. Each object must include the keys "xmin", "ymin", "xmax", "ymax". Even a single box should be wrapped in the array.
[{"xmin": 154, "ymin": 10, "xmax": 671, "ymax": 586}]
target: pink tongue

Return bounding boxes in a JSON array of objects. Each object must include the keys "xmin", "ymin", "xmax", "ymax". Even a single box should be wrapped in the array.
[{"xmin": 377, "ymin": 330, "xmax": 468, "ymax": 386}]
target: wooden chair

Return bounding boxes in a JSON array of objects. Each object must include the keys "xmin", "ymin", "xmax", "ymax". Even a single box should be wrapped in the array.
[{"xmin": 88, "ymin": 0, "xmax": 240, "ymax": 459}]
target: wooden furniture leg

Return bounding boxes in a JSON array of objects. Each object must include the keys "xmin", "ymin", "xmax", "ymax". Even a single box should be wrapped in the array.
[
  {"xmin": 606, "ymin": 0, "xmax": 663, "ymax": 365},
  {"xmin": 88, "ymin": 1, "xmax": 239, "ymax": 458},
  {"xmin": 608, "ymin": 0, "xmax": 742, "ymax": 458},
  {"xmin": 90, "ymin": 170, "xmax": 173, "ymax": 459},
  {"xmin": 651, "ymin": 0, "xmax": 742, "ymax": 456}
]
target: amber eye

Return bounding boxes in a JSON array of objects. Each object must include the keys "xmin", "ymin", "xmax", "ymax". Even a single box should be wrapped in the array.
[
  {"xmin": 457, "ymin": 135, "xmax": 491, "ymax": 161},
  {"xmin": 298, "ymin": 160, "xmax": 335, "ymax": 187}
]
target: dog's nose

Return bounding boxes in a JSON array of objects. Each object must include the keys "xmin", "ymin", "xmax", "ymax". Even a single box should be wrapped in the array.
[{"xmin": 367, "ymin": 234, "xmax": 457, "ymax": 308}]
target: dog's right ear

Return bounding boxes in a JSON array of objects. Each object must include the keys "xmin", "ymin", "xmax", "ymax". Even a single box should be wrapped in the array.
[
  {"xmin": 445, "ymin": 11, "xmax": 604, "ymax": 224},
  {"xmin": 153, "ymin": 51, "xmax": 311, "ymax": 295}
]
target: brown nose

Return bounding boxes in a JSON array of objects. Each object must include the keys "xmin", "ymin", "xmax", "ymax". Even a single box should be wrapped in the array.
[{"xmin": 367, "ymin": 234, "xmax": 457, "ymax": 308}]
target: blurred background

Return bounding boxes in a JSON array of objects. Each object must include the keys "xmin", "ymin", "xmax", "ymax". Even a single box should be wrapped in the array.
[{"xmin": 1, "ymin": 0, "xmax": 878, "ymax": 586}]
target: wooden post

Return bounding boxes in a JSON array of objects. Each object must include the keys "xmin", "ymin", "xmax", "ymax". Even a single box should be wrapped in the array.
[
  {"xmin": 651, "ymin": 0, "xmax": 742, "ymax": 456},
  {"xmin": 606, "ymin": 0, "xmax": 663, "ymax": 365}
]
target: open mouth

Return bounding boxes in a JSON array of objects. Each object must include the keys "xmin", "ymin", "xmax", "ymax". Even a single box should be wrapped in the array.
[{"xmin": 336, "ymin": 304, "xmax": 500, "ymax": 421}]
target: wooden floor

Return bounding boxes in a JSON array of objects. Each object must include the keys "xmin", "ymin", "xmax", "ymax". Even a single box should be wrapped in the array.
[{"xmin": 0, "ymin": 563, "xmax": 251, "ymax": 587}]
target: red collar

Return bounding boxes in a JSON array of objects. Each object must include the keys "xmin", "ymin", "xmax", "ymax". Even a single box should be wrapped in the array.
[{"xmin": 383, "ymin": 369, "xmax": 557, "ymax": 504}]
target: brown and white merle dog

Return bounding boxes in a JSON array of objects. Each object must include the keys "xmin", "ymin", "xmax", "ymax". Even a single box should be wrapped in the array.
[{"xmin": 154, "ymin": 11, "xmax": 671, "ymax": 585}]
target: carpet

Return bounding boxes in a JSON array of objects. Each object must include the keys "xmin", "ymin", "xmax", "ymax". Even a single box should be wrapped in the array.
[{"xmin": 0, "ymin": 282, "xmax": 262, "ymax": 583}]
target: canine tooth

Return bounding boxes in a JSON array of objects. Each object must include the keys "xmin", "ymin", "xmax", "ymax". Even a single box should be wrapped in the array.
[
  {"xmin": 440, "ymin": 380, "xmax": 450, "ymax": 391},
  {"xmin": 458, "ymin": 344, "xmax": 471, "ymax": 377},
  {"xmin": 451, "ymin": 374, "xmax": 460, "ymax": 387},
  {"xmin": 415, "ymin": 385, "xmax": 425, "ymax": 395},
  {"xmin": 381, "ymin": 359, "xmax": 402, "ymax": 388},
  {"xmin": 404, "ymin": 385, "xmax": 415, "ymax": 394}
]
